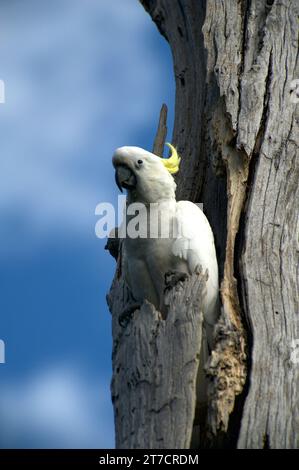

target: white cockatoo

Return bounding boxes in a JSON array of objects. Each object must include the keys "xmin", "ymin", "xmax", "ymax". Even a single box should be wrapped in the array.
[{"xmin": 112, "ymin": 143, "xmax": 219, "ymax": 349}]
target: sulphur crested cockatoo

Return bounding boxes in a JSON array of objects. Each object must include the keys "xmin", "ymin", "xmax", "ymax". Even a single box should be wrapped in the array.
[{"xmin": 112, "ymin": 144, "xmax": 219, "ymax": 348}]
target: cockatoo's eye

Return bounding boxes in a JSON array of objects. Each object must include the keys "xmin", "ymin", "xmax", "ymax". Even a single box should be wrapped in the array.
[{"xmin": 137, "ymin": 159, "xmax": 143, "ymax": 165}]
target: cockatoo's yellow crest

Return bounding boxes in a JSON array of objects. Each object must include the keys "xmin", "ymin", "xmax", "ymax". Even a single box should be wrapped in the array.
[{"xmin": 161, "ymin": 143, "xmax": 181, "ymax": 174}]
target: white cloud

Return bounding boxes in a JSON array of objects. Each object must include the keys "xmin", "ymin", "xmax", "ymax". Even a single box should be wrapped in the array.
[
  {"xmin": 0, "ymin": 366, "xmax": 114, "ymax": 448},
  {"xmin": 0, "ymin": 0, "xmax": 173, "ymax": 250}
]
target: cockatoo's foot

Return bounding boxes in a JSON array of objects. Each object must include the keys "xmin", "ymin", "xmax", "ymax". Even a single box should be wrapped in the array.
[
  {"xmin": 164, "ymin": 270, "xmax": 188, "ymax": 291},
  {"xmin": 118, "ymin": 303, "xmax": 141, "ymax": 328}
]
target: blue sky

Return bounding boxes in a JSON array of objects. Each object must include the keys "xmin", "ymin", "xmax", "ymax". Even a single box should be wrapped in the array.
[{"xmin": 0, "ymin": 0, "xmax": 174, "ymax": 448}]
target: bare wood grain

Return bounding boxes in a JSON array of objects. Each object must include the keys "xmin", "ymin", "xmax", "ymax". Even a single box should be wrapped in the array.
[
  {"xmin": 108, "ymin": 266, "xmax": 207, "ymax": 449},
  {"xmin": 152, "ymin": 103, "xmax": 168, "ymax": 156}
]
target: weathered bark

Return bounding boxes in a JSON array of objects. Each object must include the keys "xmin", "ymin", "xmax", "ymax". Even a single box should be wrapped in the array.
[
  {"xmin": 152, "ymin": 103, "xmax": 168, "ymax": 155},
  {"xmin": 107, "ymin": 0, "xmax": 299, "ymax": 449},
  {"xmin": 108, "ymin": 258, "xmax": 207, "ymax": 448}
]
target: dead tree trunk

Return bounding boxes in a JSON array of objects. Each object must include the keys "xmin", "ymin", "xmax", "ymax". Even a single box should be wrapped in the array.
[
  {"xmin": 107, "ymin": 0, "xmax": 299, "ymax": 448},
  {"xmin": 107, "ymin": 267, "xmax": 207, "ymax": 448}
]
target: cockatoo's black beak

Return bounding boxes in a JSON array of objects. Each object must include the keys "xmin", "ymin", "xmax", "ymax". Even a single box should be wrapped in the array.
[{"xmin": 115, "ymin": 165, "xmax": 137, "ymax": 192}]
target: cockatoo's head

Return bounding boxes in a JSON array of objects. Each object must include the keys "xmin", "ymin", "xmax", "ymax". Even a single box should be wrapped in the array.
[{"xmin": 112, "ymin": 144, "xmax": 180, "ymax": 203}]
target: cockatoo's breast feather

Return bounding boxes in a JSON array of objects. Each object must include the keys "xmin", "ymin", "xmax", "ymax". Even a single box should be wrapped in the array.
[
  {"xmin": 171, "ymin": 201, "xmax": 219, "ymax": 327},
  {"xmin": 172, "ymin": 201, "xmax": 217, "ymax": 269}
]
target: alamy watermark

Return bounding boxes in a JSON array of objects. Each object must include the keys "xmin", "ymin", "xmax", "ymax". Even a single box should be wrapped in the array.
[
  {"xmin": 0, "ymin": 339, "xmax": 5, "ymax": 364},
  {"xmin": 95, "ymin": 196, "xmax": 203, "ymax": 240},
  {"xmin": 0, "ymin": 80, "xmax": 5, "ymax": 104}
]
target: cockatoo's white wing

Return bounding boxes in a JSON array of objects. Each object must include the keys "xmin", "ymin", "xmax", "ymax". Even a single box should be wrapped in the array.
[{"xmin": 172, "ymin": 200, "xmax": 219, "ymax": 328}]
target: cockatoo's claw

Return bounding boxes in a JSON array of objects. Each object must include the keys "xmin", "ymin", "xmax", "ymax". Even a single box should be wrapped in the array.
[
  {"xmin": 164, "ymin": 270, "xmax": 188, "ymax": 291},
  {"xmin": 118, "ymin": 303, "xmax": 141, "ymax": 328}
]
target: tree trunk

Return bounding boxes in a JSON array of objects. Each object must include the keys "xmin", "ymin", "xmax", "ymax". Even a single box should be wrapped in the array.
[
  {"xmin": 107, "ymin": 0, "xmax": 299, "ymax": 449},
  {"xmin": 107, "ymin": 268, "xmax": 207, "ymax": 448}
]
